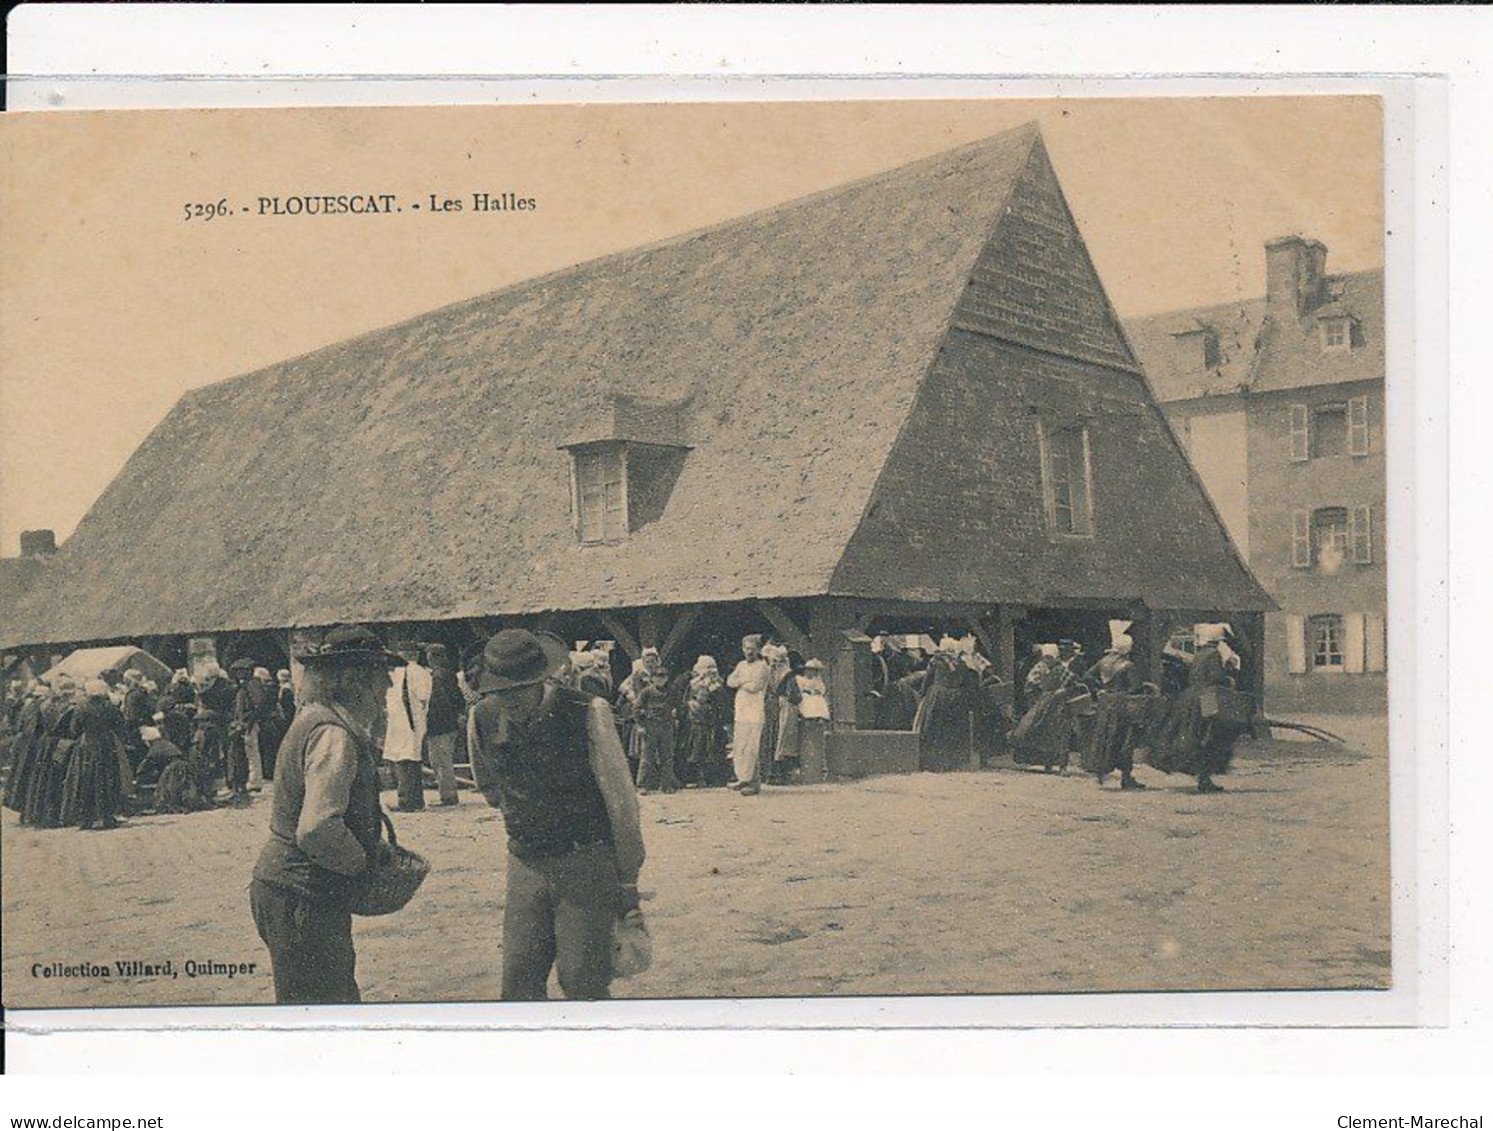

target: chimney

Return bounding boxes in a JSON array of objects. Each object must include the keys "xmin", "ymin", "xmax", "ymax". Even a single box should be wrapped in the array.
[
  {"xmin": 1265, "ymin": 236, "xmax": 1328, "ymax": 317},
  {"xmin": 19, "ymin": 529, "xmax": 57, "ymax": 558}
]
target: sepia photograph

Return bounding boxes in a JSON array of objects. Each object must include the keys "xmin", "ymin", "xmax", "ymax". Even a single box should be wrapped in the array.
[{"xmin": 0, "ymin": 95, "xmax": 1393, "ymax": 1012}]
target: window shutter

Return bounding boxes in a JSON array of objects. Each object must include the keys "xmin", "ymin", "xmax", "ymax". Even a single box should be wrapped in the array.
[
  {"xmin": 1365, "ymin": 613, "xmax": 1387, "ymax": 673},
  {"xmin": 1285, "ymin": 616, "xmax": 1307, "ymax": 674},
  {"xmin": 1350, "ymin": 505, "xmax": 1373, "ymax": 564},
  {"xmin": 1291, "ymin": 510, "xmax": 1312, "ymax": 568},
  {"xmin": 1289, "ymin": 404, "xmax": 1310, "ymax": 462},
  {"xmin": 1348, "ymin": 396, "xmax": 1370, "ymax": 456},
  {"xmin": 1343, "ymin": 613, "xmax": 1366, "ymax": 673}
]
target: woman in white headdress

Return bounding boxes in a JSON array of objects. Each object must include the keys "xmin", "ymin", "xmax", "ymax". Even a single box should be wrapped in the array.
[
  {"xmin": 1148, "ymin": 624, "xmax": 1250, "ymax": 793},
  {"xmin": 3, "ymin": 681, "xmax": 49, "ymax": 816},
  {"xmin": 58, "ymin": 679, "xmax": 128, "ymax": 830},
  {"xmin": 1080, "ymin": 626, "xmax": 1148, "ymax": 789},
  {"xmin": 1010, "ymin": 644, "xmax": 1074, "ymax": 772},
  {"xmin": 683, "ymin": 655, "xmax": 729, "ymax": 787}
]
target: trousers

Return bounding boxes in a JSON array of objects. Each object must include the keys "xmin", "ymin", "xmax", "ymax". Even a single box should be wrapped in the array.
[
  {"xmin": 636, "ymin": 722, "xmax": 678, "ymax": 792},
  {"xmin": 245, "ymin": 724, "xmax": 264, "ymax": 788},
  {"xmin": 392, "ymin": 760, "xmax": 425, "ymax": 810},
  {"xmin": 225, "ymin": 732, "xmax": 249, "ymax": 792},
  {"xmin": 729, "ymin": 718, "xmax": 764, "ymax": 784},
  {"xmin": 501, "ymin": 843, "xmax": 620, "ymax": 1001},
  {"xmin": 426, "ymin": 731, "xmax": 459, "ymax": 804},
  {"xmin": 249, "ymin": 879, "xmax": 360, "ymax": 1004}
]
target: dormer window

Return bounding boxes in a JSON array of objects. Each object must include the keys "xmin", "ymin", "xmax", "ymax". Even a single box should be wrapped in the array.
[
  {"xmin": 1319, "ymin": 316, "xmax": 1355, "ymax": 351},
  {"xmin": 562, "ymin": 398, "xmax": 693, "ymax": 545},
  {"xmin": 572, "ymin": 444, "xmax": 628, "ymax": 544},
  {"xmin": 1171, "ymin": 325, "xmax": 1221, "ymax": 372}
]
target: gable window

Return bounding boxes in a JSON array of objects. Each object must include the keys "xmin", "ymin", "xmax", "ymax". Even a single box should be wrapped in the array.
[
  {"xmin": 573, "ymin": 446, "xmax": 627, "ymax": 544},
  {"xmin": 1309, "ymin": 614, "xmax": 1345, "ymax": 671},
  {"xmin": 1038, "ymin": 421, "xmax": 1095, "ymax": 537},
  {"xmin": 1321, "ymin": 319, "xmax": 1349, "ymax": 350}
]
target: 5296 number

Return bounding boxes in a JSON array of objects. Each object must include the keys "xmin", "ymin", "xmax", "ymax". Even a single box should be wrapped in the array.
[{"xmin": 182, "ymin": 199, "xmax": 231, "ymax": 222}]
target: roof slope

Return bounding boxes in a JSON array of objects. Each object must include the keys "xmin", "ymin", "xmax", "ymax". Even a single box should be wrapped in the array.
[
  {"xmin": 831, "ymin": 144, "xmax": 1271, "ymax": 612},
  {"xmin": 1127, "ymin": 269, "xmax": 1384, "ymax": 402},
  {"xmin": 7, "ymin": 126, "xmax": 1045, "ymax": 647}
]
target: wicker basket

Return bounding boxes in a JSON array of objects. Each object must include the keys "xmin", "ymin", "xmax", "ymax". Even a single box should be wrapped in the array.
[{"xmin": 350, "ymin": 812, "xmax": 430, "ymax": 917}]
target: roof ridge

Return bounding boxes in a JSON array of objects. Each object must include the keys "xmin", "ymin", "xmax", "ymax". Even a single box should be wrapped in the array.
[
  {"xmin": 1122, "ymin": 264, "xmax": 1384, "ymax": 326},
  {"xmin": 182, "ymin": 123, "xmax": 1045, "ymax": 403}
]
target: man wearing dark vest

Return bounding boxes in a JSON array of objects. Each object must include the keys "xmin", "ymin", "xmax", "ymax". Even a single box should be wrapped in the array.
[
  {"xmin": 469, "ymin": 629, "xmax": 645, "ymax": 1001},
  {"xmin": 250, "ymin": 625, "xmax": 403, "ymax": 1004}
]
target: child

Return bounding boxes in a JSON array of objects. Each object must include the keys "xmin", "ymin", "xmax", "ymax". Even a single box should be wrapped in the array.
[{"xmin": 796, "ymin": 659, "xmax": 831, "ymax": 782}]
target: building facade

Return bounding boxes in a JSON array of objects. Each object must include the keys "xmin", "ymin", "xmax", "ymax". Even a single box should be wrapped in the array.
[
  {"xmin": 1127, "ymin": 237, "xmax": 1386, "ymax": 708},
  {"xmin": 5, "ymin": 125, "xmax": 1273, "ymax": 769}
]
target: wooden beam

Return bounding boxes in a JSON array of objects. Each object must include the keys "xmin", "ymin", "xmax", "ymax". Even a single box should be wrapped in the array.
[
  {"xmin": 963, "ymin": 615, "xmax": 996, "ymax": 658},
  {"xmin": 597, "ymin": 611, "xmax": 641, "ymax": 661},
  {"xmin": 758, "ymin": 600, "xmax": 813, "ymax": 656},
  {"xmin": 659, "ymin": 606, "xmax": 702, "ymax": 664}
]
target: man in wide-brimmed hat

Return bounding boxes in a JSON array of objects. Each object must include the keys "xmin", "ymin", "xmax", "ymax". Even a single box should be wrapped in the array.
[
  {"xmin": 467, "ymin": 628, "xmax": 645, "ymax": 1001},
  {"xmin": 250, "ymin": 625, "xmax": 404, "ymax": 1004}
]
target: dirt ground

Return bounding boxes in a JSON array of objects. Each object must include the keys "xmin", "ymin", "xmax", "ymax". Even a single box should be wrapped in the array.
[{"xmin": 1, "ymin": 715, "xmax": 1390, "ymax": 1009}]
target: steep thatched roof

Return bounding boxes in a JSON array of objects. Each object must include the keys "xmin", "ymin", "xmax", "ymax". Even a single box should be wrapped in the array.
[{"xmin": 6, "ymin": 123, "xmax": 1269, "ymax": 649}]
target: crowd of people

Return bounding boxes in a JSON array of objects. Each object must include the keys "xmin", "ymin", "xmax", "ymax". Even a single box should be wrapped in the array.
[
  {"xmin": 0, "ymin": 617, "xmax": 1256, "ymax": 834},
  {"xmin": 544, "ymin": 635, "xmax": 831, "ymax": 798},
  {"xmin": 1006, "ymin": 620, "xmax": 1255, "ymax": 794},
  {"xmin": 2, "ymin": 660, "xmax": 296, "ymax": 830}
]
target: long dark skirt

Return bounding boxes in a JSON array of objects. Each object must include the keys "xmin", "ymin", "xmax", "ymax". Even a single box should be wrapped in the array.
[
  {"xmin": 919, "ymin": 687, "xmax": 973, "ymax": 772},
  {"xmin": 1009, "ymin": 690, "xmax": 1071, "ymax": 768},
  {"xmin": 1146, "ymin": 687, "xmax": 1247, "ymax": 777},
  {"xmin": 1082, "ymin": 694, "xmax": 1139, "ymax": 776},
  {"xmin": 58, "ymin": 737, "xmax": 123, "ymax": 828},
  {"xmin": 21, "ymin": 740, "xmax": 68, "ymax": 828},
  {"xmin": 3, "ymin": 725, "xmax": 41, "ymax": 812},
  {"xmin": 155, "ymin": 755, "xmax": 212, "ymax": 813},
  {"xmin": 687, "ymin": 722, "xmax": 731, "ymax": 786}
]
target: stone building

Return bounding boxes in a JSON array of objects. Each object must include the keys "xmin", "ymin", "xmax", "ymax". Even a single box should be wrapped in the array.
[
  {"xmin": 1127, "ymin": 237, "xmax": 1386, "ymax": 708},
  {"xmin": 3, "ymin": 124, "xmax": 1272, "ymax": 771}
]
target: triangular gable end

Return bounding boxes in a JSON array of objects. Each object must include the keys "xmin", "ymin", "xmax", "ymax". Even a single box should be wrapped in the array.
[{"xmin": 952, "ymin": 136, "xmax": 1142, "ymax": 376}]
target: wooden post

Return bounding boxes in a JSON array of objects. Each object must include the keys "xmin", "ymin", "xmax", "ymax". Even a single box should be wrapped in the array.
[
  {"xmin": 992, "ymin": 604, "xmax": 1022, "ymax": 689},
  {"xmin": 598, "ymin": 611, "xmax": 641, "ymax": 661}
]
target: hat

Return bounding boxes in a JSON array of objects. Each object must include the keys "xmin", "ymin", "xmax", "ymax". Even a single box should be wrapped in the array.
[
  {"xmin": 480, "ymin": 629, "xmax": 569, "ymax": 691},
  {"xmin": 1194, "ymin": 623, "xmax": 1226, "ymax": 645},
  {"xmin": 424, "ymin": 643, "xmax": 451, "ymax": 668},
  {"xmin": 295, "ymin": 625, "xmax": 406, "ymax": 669},
  {"xmin": 228, "ymin": 658, "xmax": 256, "ymax": 675},
  {"xmin": 251, "ymin": 666, "xmax": 271, "ymax": 681},
  {"xmin": 1039, "ymin": 644, "xmax": 1060, "ymax": 660},
  {"xmin": 1058, "ymin": 638, "xmax": 1080, "ymax": 652},
  {"xmin": 803, "ymin": 658, "xmax": 825, "ymax": 671},
  {"xmin": 276, "ymin": 669, "xmax": 291, "ymax": 682}
]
